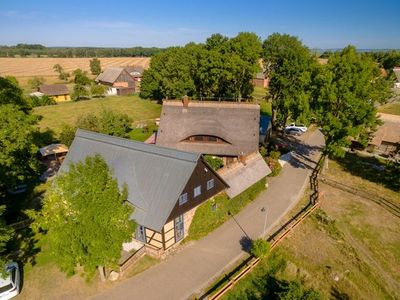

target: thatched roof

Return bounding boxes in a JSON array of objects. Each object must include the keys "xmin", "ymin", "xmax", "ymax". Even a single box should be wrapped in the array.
[
  {"xmin": 156, "ymin": 100, "xmax": 260, "ymax": 156},
  {"xmin": 370, "ymin": 113, "xmax": 400, "ymax": 146},
  {"xmin": 96, "ymin": 67, "xmax": 130, "ymax": 84},
  {"xmin": 38, "ymin": 84, "xmax": 69, "ymax": 96},
  {"xmin": 394, "ymin": 67, "xmax": 400, "ymax": 83}
]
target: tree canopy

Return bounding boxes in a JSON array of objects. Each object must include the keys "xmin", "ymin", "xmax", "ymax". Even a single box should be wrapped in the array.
[
  {"xmin": 263, "ymin": 33, "xmax": 316, "ymax": 128},
  {"xmin": 313, "ymin": 46, "xmax": 391, "ymax": 156},
  {"xmin": 140, "ymin": 32, "xmax": 262, "ymax": 101},
  {"xmin": 0, "ymin": 205, "xmax": 14, "ymax": 277},
  {"xmin": 90, "ymin": 58, "xmax": 102, "ymax": 75},
  {"xmin": 30, "ymin": 155, "xmax": 135, "ymax": 279},
  {"xmin": 0, "ymin": 77, "xmax": 40, "ymax": 196}
]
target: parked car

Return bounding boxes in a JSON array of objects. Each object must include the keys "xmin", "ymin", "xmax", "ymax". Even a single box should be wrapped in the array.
[
  {"xmin": 284, "ymin": 128, "xmax": 303, "ymax": 136},
  {"xmin": 0, "ymin": 262, "xmax": 20, "ymax": 299},
  {"xmin": 285, "ymin": 123, "xmax": 308, "ymax": 132},
  {"xmin": 7, "ymin": 184, "xmax": 28, "ymax": 195}
]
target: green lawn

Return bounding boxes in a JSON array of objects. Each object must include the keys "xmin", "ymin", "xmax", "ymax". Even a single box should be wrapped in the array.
[
  {"xmin": 186, "ymin": 178, "xmax": 266, "ymax": 241},
  {"xmin": 33, "ymin": 95, "xmax": 161, "ymax": 134},
  {"xmin": 378, "ymin": 101, "xmax": 400, "ymax": 115}
]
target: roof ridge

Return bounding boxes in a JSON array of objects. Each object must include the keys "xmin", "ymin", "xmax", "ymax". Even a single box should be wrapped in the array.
[{"xmin": 76, "ymin": 129, "xmax": 200, "ymax": 163}]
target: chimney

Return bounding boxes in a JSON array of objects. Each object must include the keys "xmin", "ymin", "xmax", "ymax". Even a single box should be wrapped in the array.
[{"xmin": 182, "ymin": 95, "xmax": 189, "ymax": 107}]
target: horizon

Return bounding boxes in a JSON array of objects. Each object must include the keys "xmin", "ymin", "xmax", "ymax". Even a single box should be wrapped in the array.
[{"xmin": 1, "ymin": 0, "xmax": 400, "ymax": 49}]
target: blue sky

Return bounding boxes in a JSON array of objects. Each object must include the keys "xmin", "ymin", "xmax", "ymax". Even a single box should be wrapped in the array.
[{"xmin": 0, "ymin": 0, "xmax": 399, "ymax": 49}]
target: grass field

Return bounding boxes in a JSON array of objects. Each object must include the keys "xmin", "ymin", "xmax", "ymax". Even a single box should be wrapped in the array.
[
  {"xmin": 0, "ymin": 57, "xmax": 150, "ymax": 78},
  {"xmin": 378, "ymin": 101, "xmax": 400, "ymax": 115},
  {"xmin": 222, "ymin": 156, "xmax": 400, "ymax": 300},
  {"xmin": 33, "ymin": 95, "xmax": 161, "ymax": 135}
]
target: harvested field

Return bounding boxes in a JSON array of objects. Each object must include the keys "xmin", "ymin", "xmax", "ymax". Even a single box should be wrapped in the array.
[{"xmin": 0, "ymin": 57, "xmax": 150, "ymax": 78}]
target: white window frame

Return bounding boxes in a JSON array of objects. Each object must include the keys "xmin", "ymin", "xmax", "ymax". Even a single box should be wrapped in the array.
[
  {"xmin": 194, "ymin": 185, "xmax": 201, "ymax": 198},
  {"xmin": 207, "ymin": 178, "xmax": 215, "ymax": 190},
  {"xmin": 178, "ymin": 193, "xmax": 188, "ymax": 205}
]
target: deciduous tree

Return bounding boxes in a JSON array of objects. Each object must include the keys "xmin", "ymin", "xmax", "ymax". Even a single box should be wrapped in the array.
[
  {"xmin": 313, "ymin": 46, "xmax": 391, "ymax": 157},
  {"xmin": 0, "ymin": 104, "xmax": 40, "ymax": 196},
  {"xmin": 29, "ymin": 155, "xmax": 135, "ymax": 279},
  {"xmin": 89, "ymin": 58, "xmax": 102, "ymax": 75},
  {"xmin": 263, "ymin": 33, "xmax": 316, "ymax": 129}
]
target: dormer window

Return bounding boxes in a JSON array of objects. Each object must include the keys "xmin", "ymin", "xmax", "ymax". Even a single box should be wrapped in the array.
[{"xmin": 183, "ymin": 135, "xmax": 230, "ymax": 144}]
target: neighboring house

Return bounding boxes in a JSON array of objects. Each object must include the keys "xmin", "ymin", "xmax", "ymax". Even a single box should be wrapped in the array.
[
  {"xmin": 394, "ymin": 67, "xmax": 400, "ymax": 88},
  {"xmin": 156, "ymin": 97, "xmax": 271, "ymax": 198},
  {"xmin": 60, "ymin": 129, "xmax": 228, "ymax": 254},
  {"xmin": 122, "ymin": 65, "xmax": 144, "ymax": 92},
  {"xmin": 259, "ymin": 115, "xmax": 272, "ymax": 145},
  {"xmin": 95, "ymin": 67, "xmax": 136, "ymax": 96},
  {"xmin": 38, "ymin": 84, "xmax": 70, "ymax": 102},
  {"xmin": 369, "ymin": 113, "xmax": 400, "ymax": 158},
  {"xmin": 39, "ymin": 144, "xmax": 69, "ymax": 181},
  {"xmin": 252, "ymin": 72, "xmax": 269, "ymax": 88}
]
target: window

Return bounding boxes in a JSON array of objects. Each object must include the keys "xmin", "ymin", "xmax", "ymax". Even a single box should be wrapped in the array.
[
  {"xmin": 207, "ymin": 179, "xmax": 215, "ymax": 190},
  {"xmin": 194, "ymin": 185, "xmax": 201, "ymax": 197},
  {"xmin": 175, "ymin": 215, "xmax": 184, "ymax": 242},
  {"xmin": 179, "ymin": 193, "xmax": 188, "ymax": 205},
  {"xmin": 135, "ymin": 225, "xmax": 145, "ymax": 242}
]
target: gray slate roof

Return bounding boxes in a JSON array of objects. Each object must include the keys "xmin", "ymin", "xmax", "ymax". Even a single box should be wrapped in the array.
[
  {"xmin": 156, "ymin": 100, "xmax": 260, "ymax": 156},
  {"xmin": 60, "ymin": 129, "xmax": 201, "ymax": 232},
  {"xmin": 96, "ymin": 67, "xmax": 125, "ymax": 84}
]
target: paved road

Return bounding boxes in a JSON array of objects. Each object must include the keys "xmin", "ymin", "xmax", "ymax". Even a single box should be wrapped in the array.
[{"xmin": 93, "ymin": 130, "xmax": 325, "ymax": 300}]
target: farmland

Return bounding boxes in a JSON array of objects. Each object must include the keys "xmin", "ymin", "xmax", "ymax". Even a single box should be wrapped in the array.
[{"xmin": 0, "ymin": 57, "xmax": 150, "ymax": 78}]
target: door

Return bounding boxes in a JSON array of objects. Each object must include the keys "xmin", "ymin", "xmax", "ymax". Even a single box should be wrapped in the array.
[{"xmin": 175, "ymin": 215, "xmax": 184, "ymax": 242}]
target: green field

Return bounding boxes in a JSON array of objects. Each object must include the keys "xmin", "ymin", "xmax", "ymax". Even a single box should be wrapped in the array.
[{"xmin": 33, "ymin": 95, "xmax": 161, "ymax": 134}]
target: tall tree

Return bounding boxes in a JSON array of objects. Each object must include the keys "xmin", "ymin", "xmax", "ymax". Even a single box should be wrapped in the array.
[
  {"xmin": 0, "ymin": 104, "xmax": 40, "ymax": 197},
  {"xmin": 90, "ymin": 58, "xmax": 102, "ymax": 75},
  {"xmin": 53, "ymin": 64, "xmax": 70, "ymax": 81},
  {"xmin": 140, "ymin": 47, "xmax": 195, "ymax": 100},
  {"xmin": 29, "ymin": 155, "xmax": 135, "ymax": 279},
  {"xmin": 313, "ymin": 46, "xmax": 391, "ymax": 157},
  {"xmin": 28, "ymin": 76, "xmax": 46, "ymax": 90},
  {"xmin": 71, "ymin": 84, "xmax": 89, "ymax": 101},
  {"xmin": 263, "ymin": 33, "xmax": 316, "ymax": 128},
  {"xmin": 73, "ymin": 69, "xmax": 91, "ymax": 86},
  {"xmin": 0, "ymin": 205, "xmax": 14, "ymax": 276},
  {"xmin": 0, "ymin": 76, "xmax": 29, "ymax": 109}
]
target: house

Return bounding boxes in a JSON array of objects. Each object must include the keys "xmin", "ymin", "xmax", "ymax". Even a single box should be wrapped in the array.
[
  {"xmin": 38, "ymin": 84, "xmax": 70, "ymax": 102},
  {"xmin": 60, "ymin": 129, "xmax": 228, "ymax": 255},
  {"xmin": 95, "ymin": 67, "xmax": 136, "ymax": 96},
  {"xmin": 156, "ymin": 97, "xmax": 271, "ymax": 198},
  {"xmin": 394, "ymin": 67, "xmax": 400, "ymax": 88},
  {"xmin": 368, "ymin": 113, "xmax": 400, "ymax": 158},
  {"xmin": 122, "ymin": 66, "xmax": 144, "ymax": 92},
  {"xmin": 252, "ymin": 72, "xmax": 269, "ymax": 88},
  {"xmin": 259, "ymin": 115, "xmax": 272, "ymax": 145}
]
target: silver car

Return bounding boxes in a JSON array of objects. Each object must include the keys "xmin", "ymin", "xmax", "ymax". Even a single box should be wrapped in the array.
[{"xmin": 0, "ymin": 262, "xmax": 20, "ymax": 300}]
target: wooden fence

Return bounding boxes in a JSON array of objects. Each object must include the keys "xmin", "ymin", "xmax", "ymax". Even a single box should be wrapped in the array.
[
  {"xmin": 202, "ymin": 155, "xmax": 326, "ymax": 300},
  {"xmin": 320, "ymin": 176, "xmax": 400, "ymax": 218}
]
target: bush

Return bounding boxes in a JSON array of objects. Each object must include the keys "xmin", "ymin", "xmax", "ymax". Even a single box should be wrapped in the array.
[
  {"xmin": 251, "ymin": 239, "xmax": 270, "ymax": 258},
  {"xmin": 29, "ymin": 95, "xmax": 56, "ymax": 107},
  {"xmin": 204, "ymin": 155, "xmax": 224, "ymax": 170},
  {"xmin": 59, "ymin": 124, "xmax": 76, "ymax": 146},
  {"xmin": 277, "ymin": 280, "xmax": 322, "ymax": 300},
  {"xmin": 259, "ymin": 146, "xmax": 267, "ymax": 157},
  {"xmin": 266, "ymin": 156, "xmax": 282, "ymax": 177}
]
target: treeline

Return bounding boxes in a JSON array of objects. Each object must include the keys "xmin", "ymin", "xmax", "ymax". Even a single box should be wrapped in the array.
[
  {"xmin": 141, "ymin": 32, "xmax": 394, "ymax": 158},
  {"xmin": 140, "ymin": 32, "xmax": 263, "ymax": 101},
  {"xmin": 0, "ymin": 44, "xmax": 164, "ymax": 58},
  {"xmin": 320, "ymin": 49, "xmax": 400, "ymax": 72}
]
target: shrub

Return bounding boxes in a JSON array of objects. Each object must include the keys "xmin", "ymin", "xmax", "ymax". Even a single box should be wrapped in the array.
[
  {"xmin": 259, "ymin": 146, "xmax": 267, "ymax": 157},
  {"xmin": 59, "ymin": 124, "xmax": 76, "ymax": 146},
  {"xmin": 266, "ymin": 156, "xmax": 282, "ymax": 177},
  {"xmin": 204, "ymin": 155, "xmax": 224, "ymax": 170},
  {"xmin": 29, "ymin": 95, "xmax": 56, "ymax": 107},
  {"xmin": 251, "ymin": 238, "xmax": 271, "ymax": 258},
  {"xmin": 277, "ymin": 280, "xmax": 322, "ymax": 300}
]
